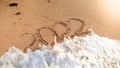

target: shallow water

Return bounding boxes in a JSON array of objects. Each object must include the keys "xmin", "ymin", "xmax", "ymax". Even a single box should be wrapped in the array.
[{"xmin": 0, "ymin": 31, "xmax": 120, "ymax": 68}]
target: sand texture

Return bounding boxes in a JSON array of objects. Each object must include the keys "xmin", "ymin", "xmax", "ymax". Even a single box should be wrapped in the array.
[
  {"xmin": 0, "ymin": 0, "xmax": 120, "ymax": 55},
  {"xmin": 0, "ymin": 32, "xmax": 120, "ymax": 68}
]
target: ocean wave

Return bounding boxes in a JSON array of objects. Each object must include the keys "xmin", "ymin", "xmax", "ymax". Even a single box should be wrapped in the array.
[{"xmin": 0, "ymin": 32, "xmax": 120, "ymax": 68}]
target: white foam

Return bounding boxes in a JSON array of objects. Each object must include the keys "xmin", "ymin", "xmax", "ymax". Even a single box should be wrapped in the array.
[{"xmin": 0, "ymin": 32, "xmax": 120, "ymax": 68}]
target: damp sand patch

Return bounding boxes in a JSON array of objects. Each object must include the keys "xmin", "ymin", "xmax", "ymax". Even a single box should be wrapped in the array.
[{"xmin": 0, "ymin": 31, "xmax": 120, "ymax": 68}]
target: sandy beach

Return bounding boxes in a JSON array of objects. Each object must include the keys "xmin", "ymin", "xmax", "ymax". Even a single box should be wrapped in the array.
[{"xmin": 0, "ymin": 0, "xmax": 120, "ymax": 55}]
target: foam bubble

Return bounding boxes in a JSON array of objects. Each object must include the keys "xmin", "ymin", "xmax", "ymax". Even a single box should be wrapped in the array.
[{"xmin": 0, "ymin": 32, "xmax": 120, "ymax": 68}]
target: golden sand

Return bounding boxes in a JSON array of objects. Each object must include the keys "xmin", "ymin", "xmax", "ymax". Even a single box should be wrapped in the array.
[{"xmin": 0, "ymin": 0, "xmax": 120, "ymax": 55}]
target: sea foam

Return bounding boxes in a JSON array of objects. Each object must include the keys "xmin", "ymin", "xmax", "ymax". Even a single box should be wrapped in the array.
[{"xmin": 0, "ymin": 31, "xmax": 120, "ymax": 68}]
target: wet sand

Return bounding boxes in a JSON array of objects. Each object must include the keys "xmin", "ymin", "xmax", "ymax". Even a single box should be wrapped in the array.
[{"xmin": 0, "ymin": 0, "xmax": 120, "ymax": 55}]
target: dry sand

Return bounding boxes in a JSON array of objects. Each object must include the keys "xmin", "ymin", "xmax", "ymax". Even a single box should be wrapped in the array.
[{"xmin": 0, "ymin": 0, "xmax": 120, "ymax": 55}]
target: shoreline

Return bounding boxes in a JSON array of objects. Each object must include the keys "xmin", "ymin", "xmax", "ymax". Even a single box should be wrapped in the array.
[
  {"xmin": 0, "ymin": 32, "xmax": 120, "ymax": 68},
  {"xmin": 1, "ymin": 0, "xmax": 120, "ymax": 56}
]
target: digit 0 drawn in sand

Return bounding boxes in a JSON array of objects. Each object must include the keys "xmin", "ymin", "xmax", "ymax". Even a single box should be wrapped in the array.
[{"xmin": 36, "ymin": 27, "xmax": 59, "ymax": 46}]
